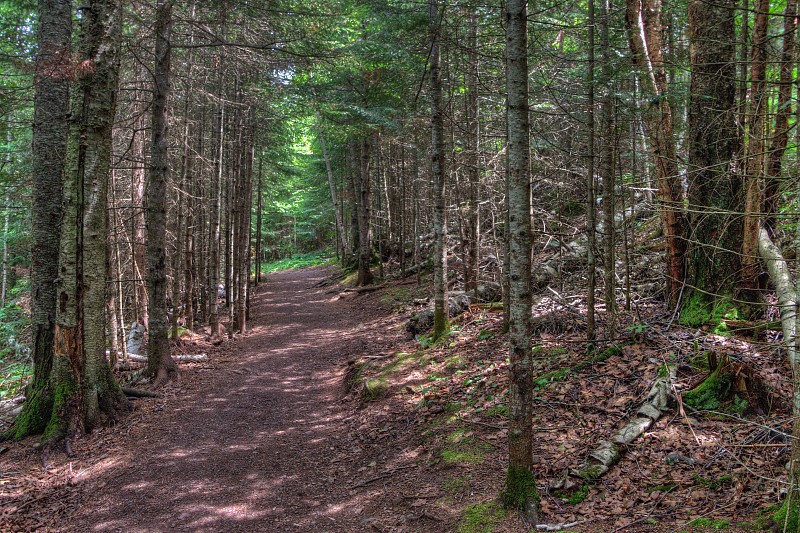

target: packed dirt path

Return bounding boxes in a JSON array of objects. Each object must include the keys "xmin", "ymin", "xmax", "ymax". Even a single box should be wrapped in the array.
[{"xmin": 62, "ymin": 268, "xmax": 420, "ymax": 532}]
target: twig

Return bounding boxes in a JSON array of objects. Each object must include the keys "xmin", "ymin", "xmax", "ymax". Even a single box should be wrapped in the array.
[
  {"xmin": 457, "ymin": 417, "xmax": 505, "ymax": 430},
  {"xmin": 350, "ymin": 465, "xmax": 415, "ymax": 489}
]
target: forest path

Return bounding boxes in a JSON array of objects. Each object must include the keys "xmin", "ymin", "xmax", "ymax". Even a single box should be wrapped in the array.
[{"xmin": 67, "ymin": 267, "xmax": 411, "ymax": 532}]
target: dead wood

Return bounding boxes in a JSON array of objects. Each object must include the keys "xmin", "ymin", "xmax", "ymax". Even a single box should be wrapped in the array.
[
  {"xmin": 569, "ymin": 364, "xmax": 676, "ymax": 482},
  {"xmin": 121, "ymin": 387, "xmax": 161, "ymax": 398}
]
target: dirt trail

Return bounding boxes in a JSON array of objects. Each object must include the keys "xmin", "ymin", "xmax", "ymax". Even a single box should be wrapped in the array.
[{"xmin": 64, "ymin": 268, "xmax": 417, "ymax": 532}]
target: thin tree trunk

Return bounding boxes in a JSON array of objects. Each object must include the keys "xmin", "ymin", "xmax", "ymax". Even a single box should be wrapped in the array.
[
  {"xmin": 741, "ymin": 0, "xmax": 769, "ymax": 311},
  {"xmin": 430, "ymin": 0, "xmax": 448, "ymax": 340},
  {"xmin": 765, "ymin": 0, "xmax": 798, "ymax": 231},
  {"xmin": 145, "ymin": 0, "xmax": 177, "ymax": 384},
  {"xmin": 502, "ymin": 0, "xmax": 538, "ymax": 523},
  {"xmin": 357, "ymin": 135, "xmax": 374, "ymax": 286},
  {"xmin": 586, "ymin": 0, "xmax": 597, "ymax": 345},
  {"xmin": 625, "ymin": 0, "xmax": 687, "ymax": 306}
]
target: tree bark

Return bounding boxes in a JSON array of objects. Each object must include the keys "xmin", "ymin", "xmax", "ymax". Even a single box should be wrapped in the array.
[
  {"xmin": 430, "ymin": 0, "xmax": 448, "ymax": 340},
  {"xmin": 48, "ymin": 0, "xmax": 129, "ymax": 440},
  {"xmin": 502, "ymin": 0, "xmax": 538, "ymax": 523},
  {"xmin": 625, "ymin": 0, "xmax": 688, "ymax": 306},
  {"xmin": 145, "ymin": 0, "xmax": 178, "ymax": 384},
  {"xmin": 740, "ymin": 0, "xmax": 769, "ymax": 312},
  {"xmin": 7, "ymin": 0, "xmax": 72, "ymax": 440},
  {"xmin": 684, "ymin": 0, "xmax": 741, "ymax": 323},
  {"xmin": 357, "ymin": 135, "xmax": 374, "ymax": 286}
]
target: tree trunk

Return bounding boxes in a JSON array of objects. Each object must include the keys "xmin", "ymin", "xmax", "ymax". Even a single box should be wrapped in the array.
[
  {"xmin": 357, "ymin": 135, "xmax": 374, "ymax": 286},
  {"xmin": 463, "ymin": 11, "xmax": 480, "ymax": 298},
  {"xmin": 48, "ymin": 0, "xmax": 129, "ymax": 440},
  {"xmin": 6, "ymin": 0, "xmax": 72, "ymax": 440},
  {"xmin": 740, "ymin": 0, "xmax": 769, "ymax": 312},
  {"xmin": 625, "ymin": 0, "xmax": 688, "ymax": 306},
  {"xmin": 145, "ymin": 0, "xmax": 177, "ymax": 384},
  {"xmin": 430, "ymin": 0, "xmax": 448, "ymax": 341},
  {"xmin": 502, "ymin": 0, "xmax": 538, "ymax": 523},
  {"xmin": 684, "ymin": 0, "xmax": 741, "ymax": 325},
  {"xmin": 764, "ymin": 0, "xmax": 797, "ymax": 232}
]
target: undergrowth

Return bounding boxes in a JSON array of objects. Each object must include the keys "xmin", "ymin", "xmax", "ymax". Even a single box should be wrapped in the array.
[
  {"xmin": 0, "ymin": 296, "xmax": 31, "ymax": 400},
  {"xmin": 259, "ymin": 250, "xmax": 334, "ymax": 274}
]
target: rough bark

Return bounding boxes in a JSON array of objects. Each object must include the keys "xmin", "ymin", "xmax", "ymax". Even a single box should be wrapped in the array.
[
  {"xmin": 502, "ymin": 0, "xmax": 538, "ymax": 524},
  {"xmin": 430, "ymin": 0, "xmax": 448, "ymax": 341},
  {"xmin": 357, "ymin": 135, "xmax": 374, "ymax": 286},
  {"xmin": 740, "ymin": 0, "xmax": 769, "ymax": 311},
  {"xmin": 47, "ymin": 0, "xmax": 129, "ymax": 440},
  {"xmin": 6, "ymin": 0, "xmax": 72, "ymax": 440},
  {"xmin": 463, "ymin": 12, "xmax": 480, "ymax": 298},
  {"xmin": 683, "ymin": 0, "xmax": 741, "ymax": 325},
  {"xmin": 625, "ymin": 0, "xmax": 688, "ymax": 306},
  {"xmin": 145, "ymin": 0, "xmax": 178, "ymax": 384}
]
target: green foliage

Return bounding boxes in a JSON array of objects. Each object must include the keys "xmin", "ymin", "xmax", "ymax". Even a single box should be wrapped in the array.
[
  {"xmin": 478, "ymin": 329, "xmax": 494, "ymax": 340},
  {"xmin": 260, "ymin": 251, "xmax": 333, "ymax": 274},
  {"xmin": 457, "ymin": 502, "xmax": 505, "ymax": 533}
]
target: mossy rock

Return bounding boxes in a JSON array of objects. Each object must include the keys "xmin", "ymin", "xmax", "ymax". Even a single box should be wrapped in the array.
[{"xmin": 363, "ymin": 379, "xmax": 388, "ymax": 401}]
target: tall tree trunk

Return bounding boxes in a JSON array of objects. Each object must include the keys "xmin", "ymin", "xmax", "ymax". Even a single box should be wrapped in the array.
[
  {"xmin": 208, "ymin": 3, "xmax": 227, "ymax": 337},
  {"xmin": 6, "ymin": 0, "xmax": 72, "ymax": 440},
  {"xmin": 49, "ymin": 0, "xmax": 129, "ymax": 441},
  {"xmin": 318, "ymin": 118, "xmax": 348, "ymax": 257},
  {"xmin": 255, "ymin": 156, "xmax": 263, "ymax": 286},
  {"xmin": 740, "ymin": 0, "xmax": 769, "ymax": 312},
  {"xmin": 145, "ymin": 0, "xmax": 177, "ymax": 384},
  {"xmin": 625, "ymin": 0, "xmax": 688, "ymax": 306},
  {"xmin": 430, "ymin": 0, "xmax": 448, "ymax": 340},
  {"xmin": 600, "ymin": 0, "xmax": 616, "ymax": 337},
  {"xmin": 765, "ymin": 0, "xmax": 798, "ymax": 231},
  {"xmin": 463, "ymin": 11, "xmax": 480, "ymax": 297},
  {"xmin": 357, "ymin": 135, "xmax": 374, "ymax": 286},
  {"xmin": 502, "ymin": 0, "xmax": 538, "ymax": 523},
  {"xmin": 684, "ymin": 0, "xmax": 741, "ymax": 324},
  {"xmin": 586, "ymin": 0, "xmax": 597, "ymax": 345}
]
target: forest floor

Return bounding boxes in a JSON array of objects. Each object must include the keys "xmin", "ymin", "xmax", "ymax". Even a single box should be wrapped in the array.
[{"xmin": 0, "ymin": 266, "xmax": 793, "ymax": 532}]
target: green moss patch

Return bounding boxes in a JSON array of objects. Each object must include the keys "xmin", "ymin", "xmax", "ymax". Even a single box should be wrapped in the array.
[
  {"xmin": 501, "ymin": 465, "xmax": 539, "ymax": 512},
  {"xmin": 457, "ymin": 502, "xmax": 505, "ymax": 533},
  {"xmin": 363, "ymin": 379, "xmax": 388, "ymax": 401}
]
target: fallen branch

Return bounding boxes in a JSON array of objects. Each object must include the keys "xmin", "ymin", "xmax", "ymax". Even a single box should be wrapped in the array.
[
  {"xmin": 350, "ymin": 465, "xmax": 415, "ymax": 489},
  {"xmin": 126, "ymin": 353, "xmax": 207, "ymax": 363},
  {"xmin": 571, "ymin": 364, "xmax": 677, "ymax": 481},
  {"xmin": 121, "ymin": 387, "xmax": 161, "ymax": 398},
  {"xmin": 536, "ymin": 521, "xmax": 581, "ymax": 531}
]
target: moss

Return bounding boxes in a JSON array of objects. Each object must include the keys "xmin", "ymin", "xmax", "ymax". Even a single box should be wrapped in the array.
[
  {"xmin": 486, "ymin": 403, "xmax": 509, "ymax": 418},
  {"xmin": 534, "ymin": 367, "xmax": 571, "ymax": 389},
  {"xmin": 43, "ymin": 378, "xmax": 77, "ymax": 442},
  {"xmin": 457, "ymin": 502, "xmax": 506, "ymax": 533},
  {"xmin": 680, "ymin": 291, "xmax": 713, "ymax": 327},
  {"xmin": 4, "ymin": 384, "xmax": 53, "ymax": 440},
  {"xmin": 692, "ymin": 473, "xmax": 734, "ymax": 490},
  {"xmin": 686, "ymin": 517, "xmax": 730, "ymax": 530},
  {"xmin": 648, "ymin": 482, "xmax": 677, "ymax": 493},
  {"xmin": 443, "ymin": 474, "xmax": 473, "ymax": 494},
  {"xmin": 432, "ymin": 306, "xmax": 450, "ymax": 342},
  {"xmin": 555, "ymin": 483, "xmax": 590, "ymax": 504},
  {"xmin": 501, "ymin": 465, "xmax": 540, "ymax": 512},
  {"xmin": 363, "ymin": 379, "xmax": 388, "ymax": 401},
  {"xmin": 579, "ymin": 463, "xmax": 606, "ymax": 482},
  {"xmin": 689, "ymin": 352, "xmax": 710, "ymax": 372},
  {"xmin": 683, "ymin": 367, "xmax": 733, "ymax": 411}
]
